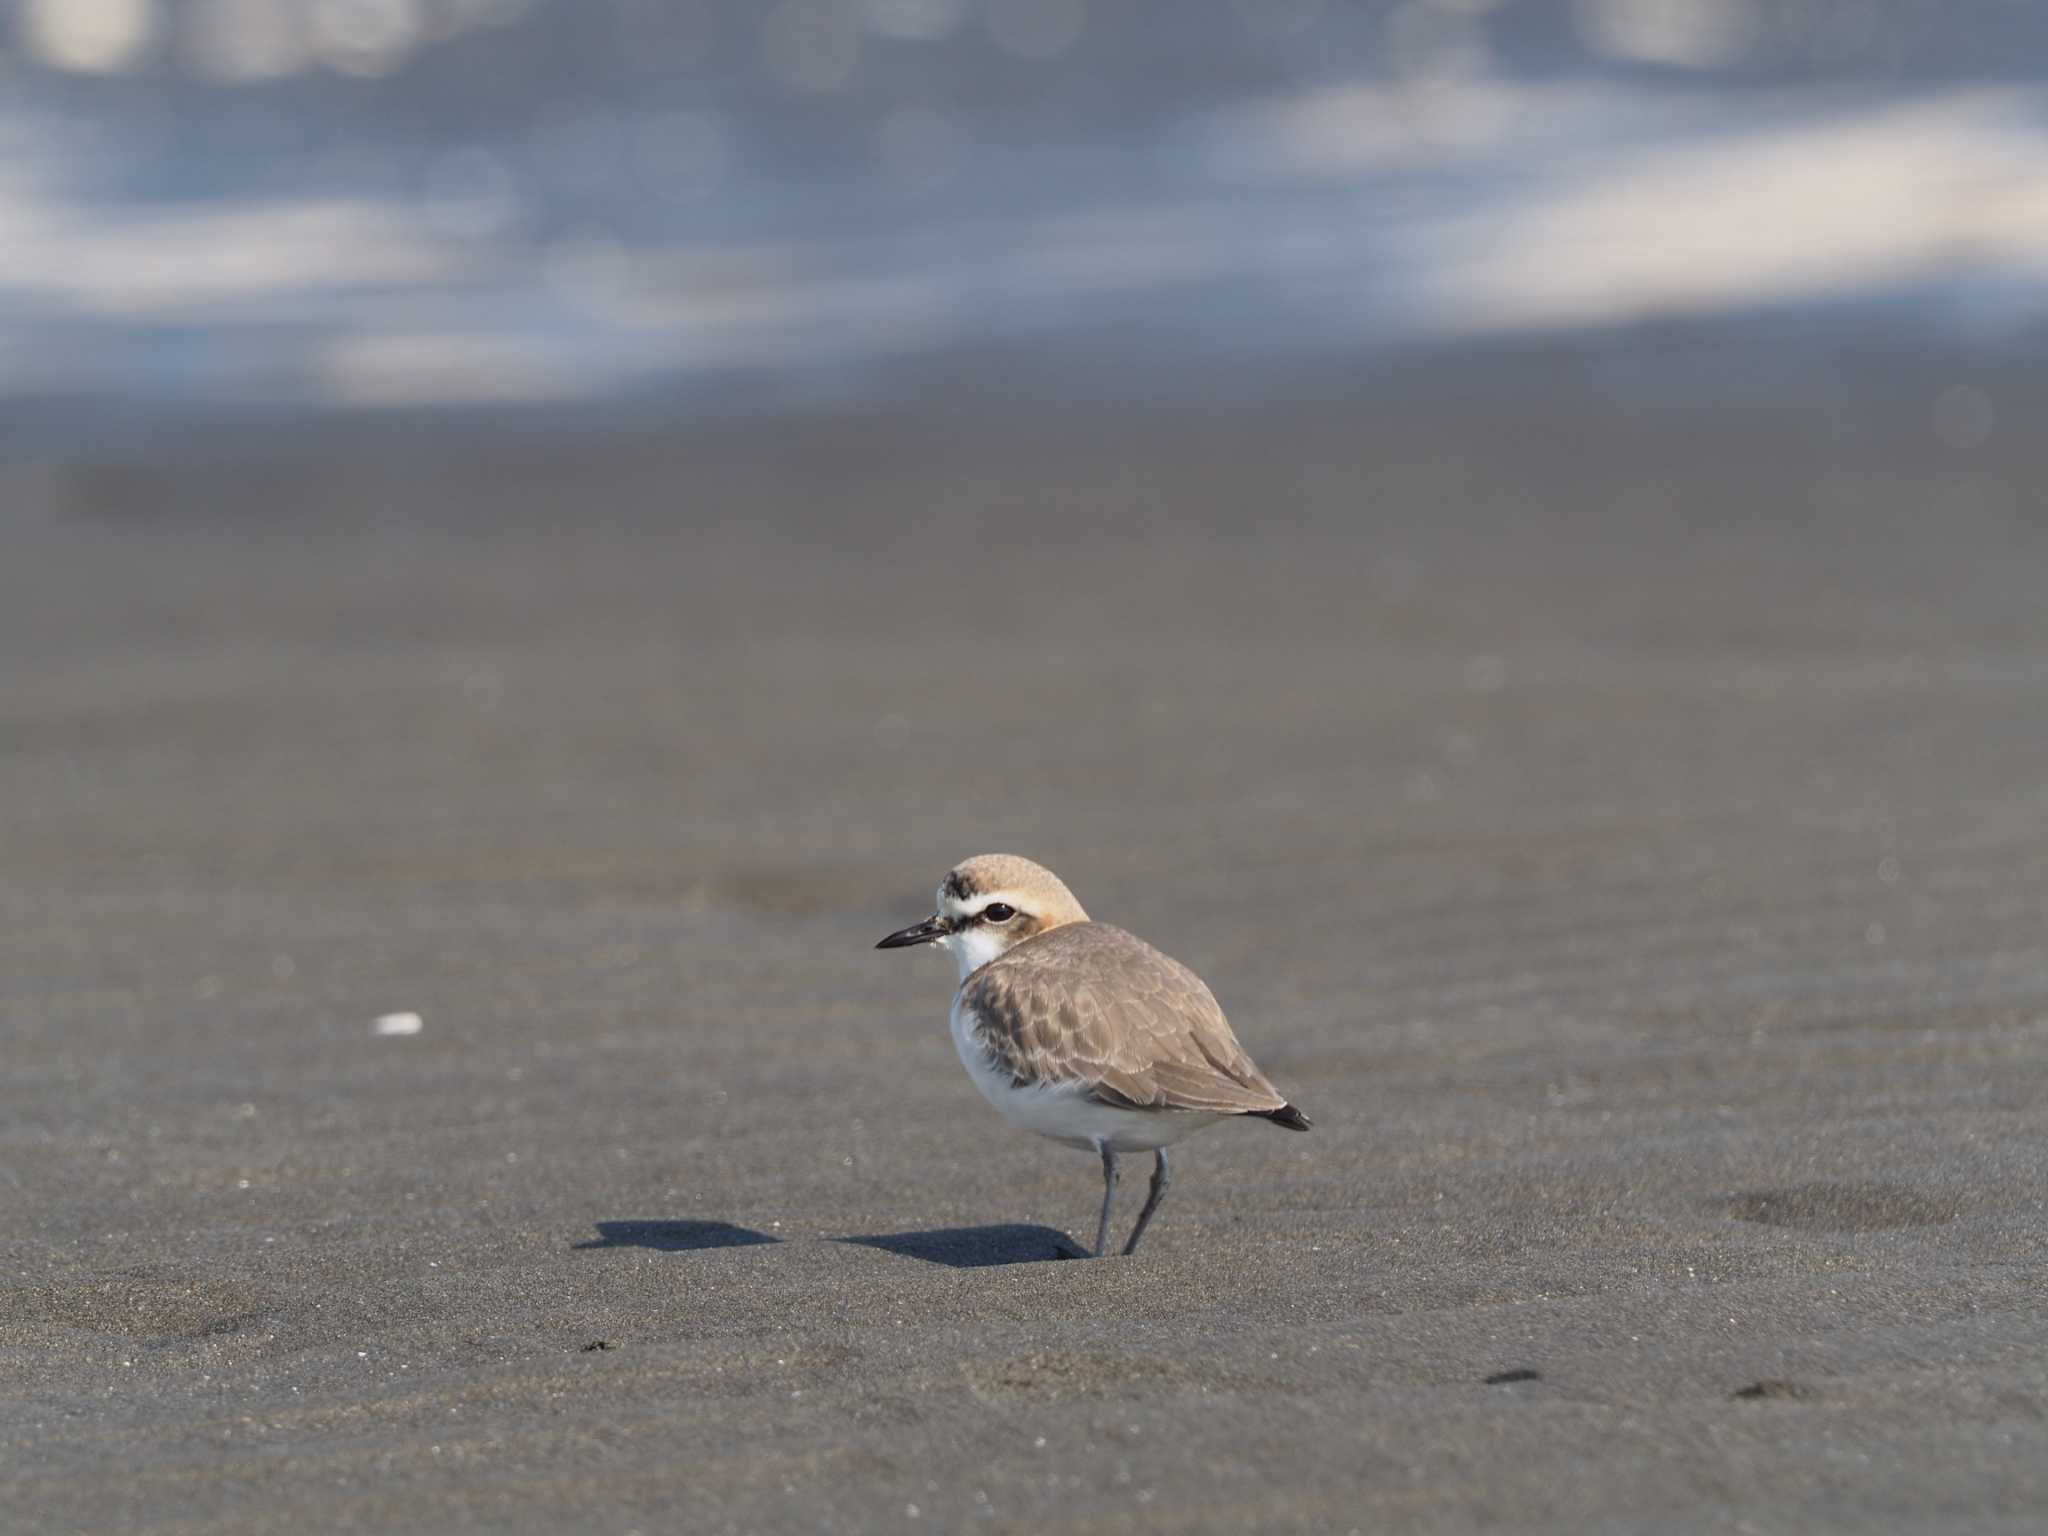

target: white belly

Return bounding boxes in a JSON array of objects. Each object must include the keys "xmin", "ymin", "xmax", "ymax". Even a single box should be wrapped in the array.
[{"xmin": 949, "ymin": 995, "xmax": 1222, "ymax": 1153}]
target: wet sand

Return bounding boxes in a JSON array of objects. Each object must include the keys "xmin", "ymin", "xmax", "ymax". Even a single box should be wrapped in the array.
[{"xmin": 4, "ymin": 350, "xmax": 2047, "ymax": 1531}]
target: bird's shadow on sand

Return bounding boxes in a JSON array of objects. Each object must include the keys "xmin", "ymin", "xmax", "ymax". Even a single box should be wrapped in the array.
[
  {"xmin": 575, "ymin": 1220, "xmax": 780, "ymax": 1253},
  {"xmin": 837, "ymin": 1224, "xmax": 1084, "ymax": 1268}
]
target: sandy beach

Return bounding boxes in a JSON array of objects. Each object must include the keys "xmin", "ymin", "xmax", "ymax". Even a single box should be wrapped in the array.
[{"xmin": 4, "ymin": 348, "xmax": 2047, "ymax": 1531}]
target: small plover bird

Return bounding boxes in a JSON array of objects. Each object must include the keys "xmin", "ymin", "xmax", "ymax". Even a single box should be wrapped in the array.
[{"xmin": 877, "ymin": 854, "xmax": 1309, "ymax": 1257}]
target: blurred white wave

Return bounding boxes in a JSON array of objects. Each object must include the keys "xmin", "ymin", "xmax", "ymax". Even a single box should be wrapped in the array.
[
  {"xmin": 1397, "ymin": 87, "xmax": 2048, "ymax": 333},
  {"xmin": 1, "ymin": 69, "xmax": 2045, "ymax": 413},
  {"xmin": 14, "ymin": 0, "xmax": 540, "ymax": 80}
]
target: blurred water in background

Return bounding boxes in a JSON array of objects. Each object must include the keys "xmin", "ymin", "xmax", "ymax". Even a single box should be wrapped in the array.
[{"xmin": 2, "ymin": 0, "xmax": 2045, "ymax": 428}]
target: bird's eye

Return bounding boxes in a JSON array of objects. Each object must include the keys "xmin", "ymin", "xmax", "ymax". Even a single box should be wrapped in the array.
[{"xmin": 982, "ymin": 903, "xmax": 1016, "ymax": 923}]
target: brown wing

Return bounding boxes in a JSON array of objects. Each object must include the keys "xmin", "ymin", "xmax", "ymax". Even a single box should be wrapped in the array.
[{"xmin": 962, "ymin": 923, "xmax": 1289, "ymax": 1115}]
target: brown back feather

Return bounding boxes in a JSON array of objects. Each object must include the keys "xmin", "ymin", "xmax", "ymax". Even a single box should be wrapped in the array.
[{"xmin": 960, "ymin": 923, "xmax": 1288, "ymax": 1115}]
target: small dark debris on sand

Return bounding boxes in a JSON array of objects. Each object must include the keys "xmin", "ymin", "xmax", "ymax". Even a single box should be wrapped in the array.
[
  {"xmin": 1722, "ymin": 1184, "xmax": 1958, "ymax": 1232},
  {"xmin": 1733, "ymin": 1380, "xmax": 1818, "ymax": 1401},
  {"xmin": 1485, "ymin": 1369, "xmax": 1543, "ymax": 1385}
]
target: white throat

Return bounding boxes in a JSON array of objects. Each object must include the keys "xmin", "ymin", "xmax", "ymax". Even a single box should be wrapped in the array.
[{"xmin": 941, "ymin": 924, "xmax": 1011, "ymax": 982}]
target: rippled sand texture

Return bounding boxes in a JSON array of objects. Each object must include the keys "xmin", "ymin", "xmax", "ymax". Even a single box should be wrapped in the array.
[{"xmin": 4, "ymin": 357, "xmax": 2047, "ymax": 1531}]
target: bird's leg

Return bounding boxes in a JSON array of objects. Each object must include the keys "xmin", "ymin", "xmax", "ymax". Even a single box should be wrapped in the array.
[
  {"xmin": 1121, "ymin": 1149, "xmax": 1171, "ymax": 1256},
  {"xmin": 1092, "ymin": 1141, "xmax": 1119, "ymax": 1258}
]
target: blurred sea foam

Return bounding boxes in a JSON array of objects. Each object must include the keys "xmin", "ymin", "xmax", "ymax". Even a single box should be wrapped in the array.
[{"xmin": 2, "ymin": 0, "xmax": 2046, "ymax": 423}]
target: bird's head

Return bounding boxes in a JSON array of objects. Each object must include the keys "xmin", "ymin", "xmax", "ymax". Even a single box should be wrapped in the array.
[{"xmin": 876, "ymin": 854, "xmax": 1090, "ymax": 980}]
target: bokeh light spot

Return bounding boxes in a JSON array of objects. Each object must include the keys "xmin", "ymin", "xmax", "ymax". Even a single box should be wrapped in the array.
[
  {"xmin": 543, "ymin": 224, "xmax": 630, "ymax": 313},
  {"xmin": 863, "ymin": 0, "xmax": 966, "ymax": 42},
  {"xmin": 986, "ymin": 0, "xmax": 1085, "ymax": 60},
  {"xmin": 874, "ymin": 103, "xmax": 965, "ymax": 193},
  {"xmin": 312, "ymin": 0, "xmax": 424, "ymax": 77},
  {"xmin": 531, "ymin": 102, "xmax": 627, "ymax": 195},
  {"xmin": 762, "ymin": 0, "xmax": 862, "ymax": 95},
  {"xmin": 637, "ymin": 110, "xmax": 729, "ymax": 202},
  {"xmin": 1231, "ymin": 0, "xmax": 1325, "ymax": 41},
  {"xmin": 181, "ymin": 0, "xmax": 308, "ymax": 81},
  {"xmin": 432, "ymin": 0, "xmax": 536, "ymax": 32},
  {"xmin": 420, "ymin": 146, "xmax": 519, "ymax": 240},
  {"xmin": 614, "ymin": 0, "xmax": 717, "ymax": 69},
  {"xmin": 24, "ymin": 0, "xmax": 158, "ymax": 75},
  {"xmin": 1389, "ymin": 2, "xmax": 1488, "ymax": 83},
  {"xmin": 1573, "ymin": 0, "xmax": 1757, "ymax": 70}
]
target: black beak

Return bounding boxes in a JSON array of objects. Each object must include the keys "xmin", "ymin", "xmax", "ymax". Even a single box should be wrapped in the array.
[{"xmin": 876, "ymin": 914, "xmax": 951, "ymax": 950}]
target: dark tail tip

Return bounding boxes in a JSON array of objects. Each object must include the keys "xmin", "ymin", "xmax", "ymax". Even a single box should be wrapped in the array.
[{"xmin": 1258, "ymin": 1103, "xmax": 1312, "ymax": 1132}]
